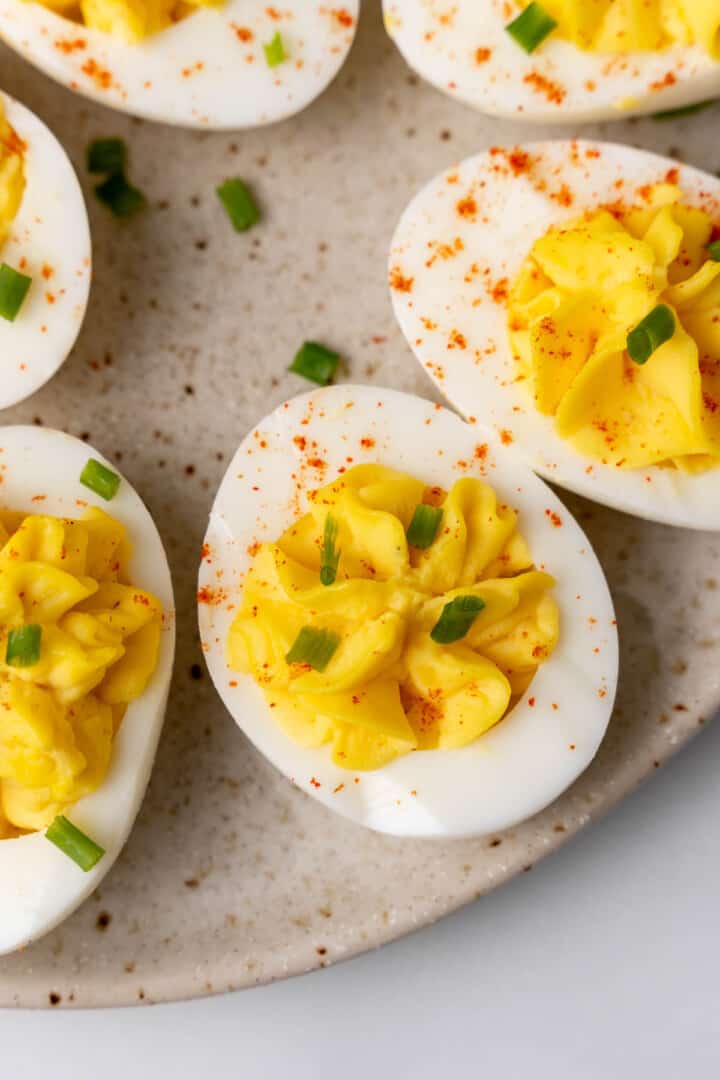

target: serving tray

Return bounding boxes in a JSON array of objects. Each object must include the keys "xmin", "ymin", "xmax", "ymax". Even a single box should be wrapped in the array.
[{"xmin": 1, "ymin": 4, "xmax": 719, "ymax": 1008}]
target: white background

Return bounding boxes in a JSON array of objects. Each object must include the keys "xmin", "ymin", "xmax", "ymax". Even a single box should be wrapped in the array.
[{"xmin": 2, "ymin": 716, "xmax": 720, "ymax": 1078}]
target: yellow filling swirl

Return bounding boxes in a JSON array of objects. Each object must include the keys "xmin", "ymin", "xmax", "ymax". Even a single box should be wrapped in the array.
[
  {"xmin": 227, "ymin": 465, "xmax": 559, "ymax": 772},
  {"xmin": 0, "ymin": 508, "xmax": 163, "ymax": 836},
  {"xmin": 508, "ymin": 184, "xmax": 720, "ymax": 470},
  {"xmin": 0, "ymin": 100, "xmax": 25, "ymax": 252},
  {"xmin": 26, "ymin": 0, "xmax": 222, "ymax": 43}
]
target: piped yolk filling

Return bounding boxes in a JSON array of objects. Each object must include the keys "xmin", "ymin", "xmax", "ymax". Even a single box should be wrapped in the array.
[
  {"xmin": 0, "ymin": 508, "xmax": 163, "ymax": 837},
  {"xmin": 26, "ymin": 0, "xmax": 222, "ymax": 43},
  {"xmin": 0, "ymin": 100, "xmax": 25, "ymax": 253},
  {"xmin": 508, "ymin": 183, "xmax": 720, "ymax": 471},
  {"xmin": 227, "ymin": 465, "xmax": 559, "ymax": 772},
  {"xmin": 524, "ymin": 0, "xmax": 720, "ymax": 57}
]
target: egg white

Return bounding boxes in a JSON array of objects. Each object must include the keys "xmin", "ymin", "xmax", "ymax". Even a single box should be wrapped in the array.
[
  {"xmin": 0, "ymin": 92, "xmax": 90, "ymax": 411},
  {"xmin": 383, "ymin": 0, "xmax": 720, "ymax": 122},
  {"xmin": 199, "ymin": 385, "xmax": 617, "ymax": 839},
  {"xmin": 0, "ymin": 426, "xmax": 175, "ymax": 956},
  {"xmin": 389, "ymin": 140, "xmax": 720, "ymax": 530},
  {"xmin": 0, "ymin": 2, "xmax": 359, "ymax": 129}
]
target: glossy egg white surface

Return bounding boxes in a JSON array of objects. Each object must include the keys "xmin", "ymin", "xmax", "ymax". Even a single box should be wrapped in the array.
[
  {"xmin": 383, "ymin": 0, "xmax": 720, "ymax": 122},
  {"xmin": 199, "ymin": 385, "xmax": 617, "ymax": 839},
  {"xmin": 0, "ymin": 2, "xmax": 359, "ymax": 128},
  {"xmin": 389, "ymin": 140, "xmax": 720, "ymax": 530},
  {"xmin": 0, "ymin": 92, "xmax": 90, "ymax": 411},
  {"xmin": 0, "ymin": 426, "xmax": 175, "ymax": 956}
]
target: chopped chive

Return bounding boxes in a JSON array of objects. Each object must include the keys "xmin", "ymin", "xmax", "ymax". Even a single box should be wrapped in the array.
[
  {"xmin": 80, "ymin": 458, "xmax": 121, "ymax": 501},
  {"xmin": 289, "ymin": 341, "xmax": 340, "ymax": 386},
  {"xmin": 45, "ymin": 815, "xmax": 105, "ymax": 872},
  {"xmin": 652, "ymin": 100, "xmax": 715, "ymax": 122},
  {"xmin": 320, "ymin": 513, "xmax": 341, "ymax": 585},
  {"xmin": 707, "ymin": 240, "xmax": 720, "ymax": 261},
  {"xmin": 86, "ymin": 137, "xmax": 126, "ymax": 175},
  {"xmin": 6, "ymin": 624, "xmax": 42, "ymax": 667},
  {"xmin": 94, "ymin": 172, "xmax": 146, "ymax": 218},
  {"xmin": 216, "ymin": 178, "xmax": 261, "ymax": 232},
  {"xmin": 505, "ymin": 2, "xmax": 557, "ymax": 53},
  {"xmin": 286, "ymin": 626, "xmax": 340, "ymax": 671},
  {"xmin": 430, "ymin": 595, "xmax": 486, "ymax": 645},
  {"xmin": 0, "ymin": 263, "xmax": 32, "ymax": 322},
  {"xmin": 264, "ymin": 30, "xmax": 287, "ymax": 67},
  {"xmin": 407, "ymin": 504, "xmax": 442, "ymax": 549},
  {"xmin": 626, "ymin": 304, "xmax": 675, "ymax": 365}
]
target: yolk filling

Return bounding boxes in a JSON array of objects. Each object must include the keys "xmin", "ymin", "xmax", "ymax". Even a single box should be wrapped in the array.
[
  {"xmin": 519, "ymin": 0, "xmax": 720, "ymax": 57},
  {"xmin": 507, "ymin": 183, "xmax": 720, "ymax": 471},
  {"xmin": 0, "ymin": 508, "xmax": 163, "ymax": 838},
  {"xmin": 227, "ymin": 464, "xmax": 559, "ymax": 772},
  {"xmin": 0, "ymin": 100, "xmax": 25, "ymax": 253},
  {"xmin": 25, "ymin": 0, "xmax": 223, "ymax": 43}
]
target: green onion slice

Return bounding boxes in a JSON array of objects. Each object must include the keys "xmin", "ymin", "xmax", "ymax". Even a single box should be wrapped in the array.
[
  {"xmin": 6, "ymin": 624, "xmax": 42, "ymax": 667},
  {"xmin": 407, "ymin": 504, "xmax": 442, "ymax": 549},
  {"xmin": 505, "ymin": 2, "xmax": 557, "ymax": 53},
  {"xmin": 289, "ymin": 341, "xmax": 340, "ymax": 386},
  {"xmin": 45, "ymin": 815, "xmax": 105, "ymax": 872},
  {"xmin": 80, "ymin": 458, "xmax": 121, "ymax": 501},
  {"xmin": 216, "ymin": 178, "xmax": 261, "ymax": 232},
  {"xmin": 320, "ymin": 513, "xmax": 341, "ymax": 585},
  {"xmin": 286, "ymin": 626, "xmax": 340, "ymax": 671},
  {"xmin": 430, "ymin": 596, "xmax": 486, "ymax": 645},
  {"xmin": 707, "ymin": 240, "xmax": 720, "ymax": 262},
  {"xmin": 94, "ymin": 172, "xmax": 146, "ymax": 218},
  {"xmin": 86, "ymin": 137, "xmax": 126, "ymax": 175},
  {"xmin": 0, "ymin": 263, "xmax": 32, "ymax": 322},
  {"xmin": 264, "ymin": 30, "xmax": 287, "ymax": 67},
  {"xmin": 652, "ymin": 100, "xmax": 715, "ymax": 122},
  {"xmin": 626, "ymin": 304, "xmax": 675, "ymax": 365}
]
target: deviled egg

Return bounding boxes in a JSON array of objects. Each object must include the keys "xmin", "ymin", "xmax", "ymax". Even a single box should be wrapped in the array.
[
  {"xmin": 383, "ymin": 0, "xmax": 720, "ymax": 122},
  {"xmin": 0, "ymin": 426, "xmax": 175, "ymax": 955},
  {"xmin": 0, "ymin": 91, "xmax": 90, "ymax": 411},
  {"xmin": 0, "ymin": 1, "xmax": 359, "ymax": 128},
  {"xmin": 390, "ymin": 140, "xmax": 720, "ymax": 530},
  {"xmin": 199, "ymin": 385, "xmax": 617, "ymax": 838}
]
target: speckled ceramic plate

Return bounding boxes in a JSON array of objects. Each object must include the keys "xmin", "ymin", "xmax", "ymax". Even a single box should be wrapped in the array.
[{"xmin": 1, "ymin": 5, "xmax": 719, "ymax": 1009}]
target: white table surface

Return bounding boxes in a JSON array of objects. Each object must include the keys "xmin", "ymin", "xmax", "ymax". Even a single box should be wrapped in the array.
[{"xmin": 3, "ymin": 714, "xmax": 720, "ymax": 1078}]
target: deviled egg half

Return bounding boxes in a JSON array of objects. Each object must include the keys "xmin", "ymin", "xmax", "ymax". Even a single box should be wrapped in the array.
[
  {"xmin": 199, "ymin": 385, "xmax": 617, "ymax": 839},
  {"xmin": 0, "ymin": 1, "xmax": 359, "ymax": 128},
  {"xmin": 0, "ymin": 91, "xmax": 90, "ymax": 411},
  {"xmin": 383, "ymin": 0, "xmax": 720, "ymax": 122},
  {"xmin": 390, "ymin": 140, "xmax": 720, "ymax": 530},
  {"xmin": 0, "ymin": 426, "xmax": 174, "ymax": 955}
]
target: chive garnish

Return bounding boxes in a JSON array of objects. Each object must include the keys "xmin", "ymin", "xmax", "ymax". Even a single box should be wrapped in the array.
[
  {"xmin": 289, "ymin": 342, "xmax": 340, "ymax": 386},
  {"xmin": 430, "ymin": 596, "xmax": 486, "ymax": 645},
  {"xmin": 626, "ymin": 304, "xmax": 675, "ymax": 365},
  {"xmin": 45, "ymin": 815, "xmax": 105, "ymax": 872},
  {"xmin": 216, "ymin": 178, "xmax": 261, "ymax": 232},
  {"xmin": 264, "ymin": 30, "xmax": 287, "ymax": 67},
  {"xmin": 94, "ymin": 172, "xmax": 146, "ymax": 218},
  {"xmin": 80, "ymin": 458, "xmax": 121, "ymax": 501},
  {"xmin": 320, "ymin": 513, "xmax": 341, "ymax": 585},
  {"xmin": 286, "ymin": 627, "xmax": 340, "ymax": 671},
  {"xmin": 407, "ymin": 504, "xmax": 442, "ymax": 549},
  {"xmin": 87, "ymin": 137, "xmax": 126, "ymax": 175},
  {"xmin": 6, "ymin": 624, "xmax": 42, "ymax": 667},
  {"xmin": 707, "ymin": 240, "xmax": 720, "ymax": 261},
  {"xmin": 652, "ymin": 100, "xmax": 716, "ymax": 122},
  {"xmin": 0, "ymin": 263, "xmax": 32, "ymax": 322},
  {"xmin": 505, "ymin": 2, "xmax": 557, "ymax": 53}
]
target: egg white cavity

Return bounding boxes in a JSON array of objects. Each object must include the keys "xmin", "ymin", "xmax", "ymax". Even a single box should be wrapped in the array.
[
  {"xmin": 0, "ymin": 2, "xmax": 359, "ymax": 128},
  {"xmin": 389, "ymin": 140, "xmax": 720, "ymax": 530},
  {"xmin": 0, "ymin": 426, "xmax": 175, "ymax": 956},
  {"xmin": 199, "ymin": 385, "xmax": 617, "ymax": 839},
  {"xmin": 0, "ymin": 93, "xmax": 91, "ymax": 411},
  {"xmin": 383, "ymin": 0, "xmax": 720, "ymax": 122}
]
